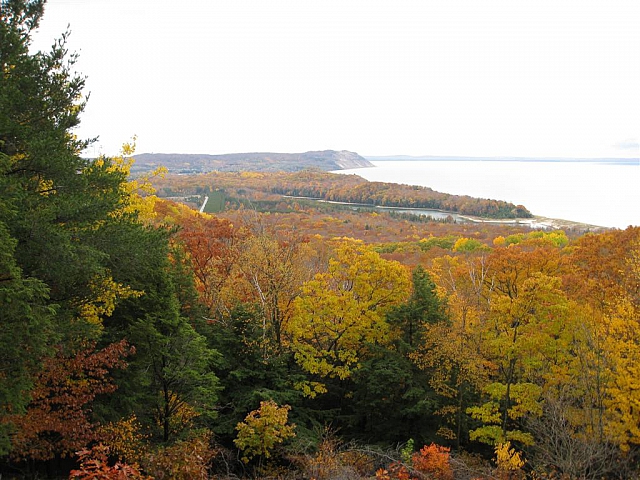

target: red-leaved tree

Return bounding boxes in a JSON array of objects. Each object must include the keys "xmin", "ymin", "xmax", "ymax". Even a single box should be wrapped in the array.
[{"xmin": 7, "ymin": 340, "xmax": 134, "ymax": 461}]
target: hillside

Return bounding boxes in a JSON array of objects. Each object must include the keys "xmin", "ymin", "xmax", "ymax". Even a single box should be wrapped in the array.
[{"xmin": 131, "ymin": 150, "xmax": 373, "ymax": 174}]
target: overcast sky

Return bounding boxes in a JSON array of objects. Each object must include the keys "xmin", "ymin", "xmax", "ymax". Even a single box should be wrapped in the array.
[{"xmin": 31, "ymin": 0, "xmax": 639, "ymax": 158}]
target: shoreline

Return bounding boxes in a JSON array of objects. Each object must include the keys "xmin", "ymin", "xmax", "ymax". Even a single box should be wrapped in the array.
[
  {"xmin": 332, "ymin": 162, "xmax": 636, "ymax": 229},
  {"xmin": 284, "ymin": 195, "xmax": 607, "ymax": 231},
  {"xmin": 458, "ymin": 214, "xmax": 607, "ymax": 231}
]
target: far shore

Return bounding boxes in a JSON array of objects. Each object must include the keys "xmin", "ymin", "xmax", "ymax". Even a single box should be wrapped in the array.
[{"xmin": 458, "ymin": 214, "xmax": 607, "ymax": 232}]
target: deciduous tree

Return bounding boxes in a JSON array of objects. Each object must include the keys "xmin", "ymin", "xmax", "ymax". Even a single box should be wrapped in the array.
[
  {"xmin": 7, "ymin": 340, "xmax": 133, "ymax": 462},
  {"xmin": 287, "ymin": 239, "xmax": 410, "ymax": 394},
  {"xmin": 234, "ymin": 400, "xmax": 295, "ymax": 464},
  {"xmin": 414, "ymin": 254, "xmax": 492, "ymax": 445}
]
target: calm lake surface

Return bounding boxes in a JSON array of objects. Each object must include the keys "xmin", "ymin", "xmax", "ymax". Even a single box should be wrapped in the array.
[{"xmin": 334, "ymin": 160, "xmax": 640, "ymax": 229}]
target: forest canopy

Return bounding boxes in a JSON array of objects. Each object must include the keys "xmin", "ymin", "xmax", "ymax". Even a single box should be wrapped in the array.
[
  {"xmin": 154, "ymin": 169, "xmax": 533, "ymax": 219},
  {"xmin": 1, "ymin": 2, "xmax": 639, "ymax": 479}
]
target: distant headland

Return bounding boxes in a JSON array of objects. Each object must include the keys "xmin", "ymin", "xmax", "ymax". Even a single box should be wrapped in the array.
[{"xmin": 131, "ymin": 150, "xmax": 373, "ymax": 174}]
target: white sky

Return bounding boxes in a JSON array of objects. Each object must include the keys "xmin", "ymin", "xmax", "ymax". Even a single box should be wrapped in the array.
[{"xmin": 31, "ymin": 0, "xmax": 640, "ymax": 158}]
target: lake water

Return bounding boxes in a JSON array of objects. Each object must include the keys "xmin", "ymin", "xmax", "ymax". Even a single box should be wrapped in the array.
[{"xmin": 334, "ymin": 160, "xmax": 640, "ymax": 229}]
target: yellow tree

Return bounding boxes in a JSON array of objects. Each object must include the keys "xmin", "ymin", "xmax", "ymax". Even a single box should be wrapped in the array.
[
  {"xmin": 414, "ymin": 253, "xmax": 493, "ymax": 445},
  {"xmin": 519, "ymin": 229, "xmax": 640, "ymax": 477},
  {"xmin": 287, "ymin": 239, "xmax": 410, "ymax": 396},
  {"xmin": 562, "ymin": 228, "xmax": 640, "ymax": 451},
  {"xmin": 234, "ymin": 400, "xmax": 295, "ymax": 464},
  {"xmin": 600, "ymin": 234, "xmax": 640, "ymax": 450},
  {"xmin": 234, "ymin": 232, "xmax": 318, "ymax": 357},
  {"xmin": 469, "ymin": 272, "xmax": 571, "ymax": 446},
  {"xmin": 89, "ymin": 138, "xmax": 166, "ymax": 223},
  {"xmin": 467, "ymin": 241, "xmax": 569, "ymax": 446}
]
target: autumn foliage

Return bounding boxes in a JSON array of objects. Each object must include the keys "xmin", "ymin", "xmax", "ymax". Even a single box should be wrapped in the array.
[
  {"xmin": 154, "ymin": 169, "xmax": 532, "ymax": 218},
  {"xmin": 69, "ymin": 444, "xmax": 149, "ymax": 480},
  {"xmin": 144, "ymin": 432, "xmax": 216, "ymax": 480},
  {"xmin": 234, "ymin": 400, "xmax": 296, "ymax": 463},
  {"xmin": 7, "ymin": 340, "xmax": 133, "ymax": 462},
  {"xmin": 2, "ymin": 6, "xmax": 639, "ymax": 477},
  {"xmin": 96, "ymin": 415, "xmax": 148, "ymax": 465},
  {"xmin": 376, "ymin": 443, "xmax": 454, "ymax": 480}
]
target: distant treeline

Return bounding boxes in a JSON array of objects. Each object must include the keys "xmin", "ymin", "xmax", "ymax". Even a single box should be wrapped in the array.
[
  {"xmin": 155, "ymin": 170, "xmax": 532, "ymax": 219},
  {"xmin": 270, "ymin": 171, "xmax": 532, "ymax": 219}
]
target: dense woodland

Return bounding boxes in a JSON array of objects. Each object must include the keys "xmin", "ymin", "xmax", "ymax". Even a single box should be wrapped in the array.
[
  {"xmin": 154, "ymin": 169, "xmax": 533, "ymax": 220},
  {"xmin": 1, "ymin": 2, "xmax": 639, "ymax": 479}
]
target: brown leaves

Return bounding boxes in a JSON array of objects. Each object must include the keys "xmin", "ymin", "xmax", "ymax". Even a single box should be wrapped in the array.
[
  {"xmin": 69, "ymin": 444, "xmax": 150, "ymax": 480},
  {"xmin": 7, "ymin": 340, "xmax": 134, "ymax": 461}
]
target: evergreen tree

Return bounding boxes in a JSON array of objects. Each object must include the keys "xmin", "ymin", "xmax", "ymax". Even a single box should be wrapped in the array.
[
  {"xmin": 1, "ymin": 0, "xmax": 131, "ymax": 342},
  {"xmin": 387, "ymin": 266, "xmax": 447, "ymax": 351},
  {"xmin": 1, "ymin": 1, "xmax": 221, "ymax": 464},
  {"xmin": 1, "ymin": 0, "xmax": 92, "ymax": 454},
  {"xmin": 344, "ymin": 267, "xmax": 446, "ymax": 445},
  {"xmin": 207, "ymin": 305, "xmax": 304, "ymax": 445},
  {"xmin": 0, "ymin": 217, "xmax": 53, "ymax": 454}
]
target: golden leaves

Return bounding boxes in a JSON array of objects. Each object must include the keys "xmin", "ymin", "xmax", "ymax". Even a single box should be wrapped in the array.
[
  {"xmin": 234, "ymin": 400, "xmax": 295, "ymax": 463},
  {"xmin": 76, "ymin": 273, "xmax": 142, "ymax": 328},
  {"xmin": 287, "ymin": 239, "xmax": 410, "ymax": 391}
]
